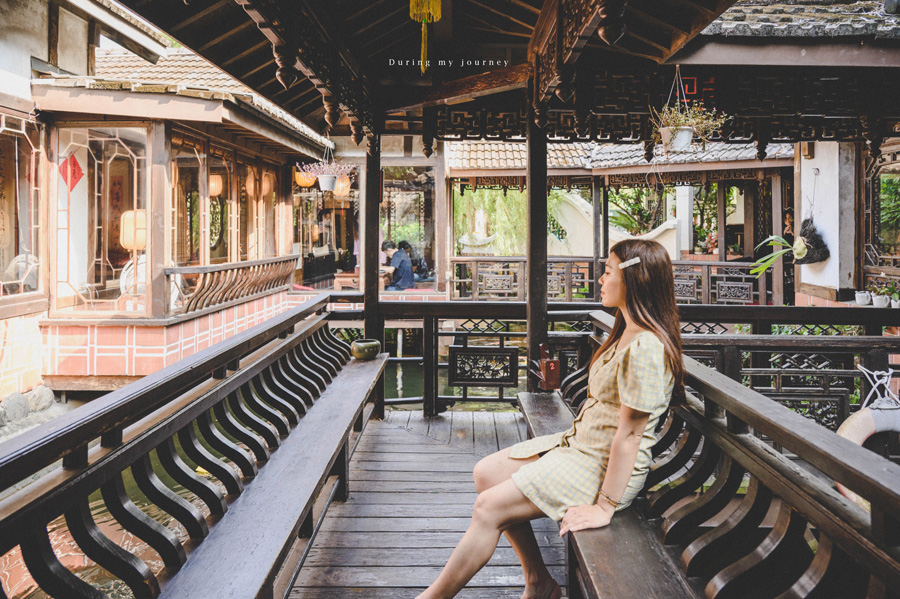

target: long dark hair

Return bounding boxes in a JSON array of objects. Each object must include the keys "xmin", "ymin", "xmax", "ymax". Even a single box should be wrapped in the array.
[{"xmin": 591, "ymin": 239, "xmax": 686, "ymax": 405}]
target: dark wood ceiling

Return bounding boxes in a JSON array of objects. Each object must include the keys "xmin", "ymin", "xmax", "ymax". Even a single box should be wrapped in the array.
[{"xmin": 116, "ymin": 0, "xmax": 736, "ymax": 135}]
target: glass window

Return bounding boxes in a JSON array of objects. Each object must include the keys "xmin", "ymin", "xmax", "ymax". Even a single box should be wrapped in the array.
[
  {"xmin": 877, "ymin": 164, "xmax": 900, "ymax": 259},
  {"xmin": 56, "ymin": 127, "xmax": 147, "ymax": 313},
  {"xmin": 238, "ymin": 161, "xmax": 255, "ymax": 260},
  {"xmin": 383, "ymin": 166, "xmax": 434, "ymax": 268},
  {"xmin": 209, "ymin": 148, "xmax": 232, "ymax": 264},
  {"xmin": 0, "ymin": 114, "xmax": 42, "ymax": 297},
  {"xmin": 263, "ymin": 168, "xmax": 277, "ymax": 258},
  {"xmin": 171, "ymin": 133, "xmax": 204, "ymax": 266}
]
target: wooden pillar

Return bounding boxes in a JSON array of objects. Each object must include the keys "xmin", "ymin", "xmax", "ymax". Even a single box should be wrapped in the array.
[
  {"xmin": 771, "ymin": 171, "xmax": 784, "ymax": 306},
  {"xmin": 435, "ymin": 141, "xmax": 448, "ymax": 293},
  {"xmin": 364, "ymin": 134, "xmax": 382, "ymax": 340},
  {"xmin": 149, "ymin": 121, "xmax": 170, "ymax": 318},
  {"xmin": 602, "ymin": 180, "xmax": 610, "ymax": 258},
  {"xmin": 717, "ymin": 182, "xmax": 727, "ymax": 262},
  {"xmin": 526, "ymin": 117, "xmax": 548, "ymax": 388},
  {"xmin": 592, "ymin": 175, "xmax": 603, "ymax": 302},
  {"xmin": 743, "ymin": 184, "xmax": 756, "ymax": 259},
  {"xmin": 364, "ymin": 134, "xmax": 384, "ymax": 420}
]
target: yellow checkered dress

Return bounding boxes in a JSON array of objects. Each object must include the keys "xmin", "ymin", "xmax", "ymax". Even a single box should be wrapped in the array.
[{"xmin": 510, "ymin": 331, "xmax": 674, "ymax": 521}]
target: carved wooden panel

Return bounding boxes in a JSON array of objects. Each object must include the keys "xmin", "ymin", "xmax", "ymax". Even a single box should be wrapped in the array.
[
  {"xmin": 674, "ymin": 278, "xmax": 698, "ymax": 303},
  {"xmin": 448, "ymin": 346, "xmax": 519, "ymax": 387},
  {"xmin": 716, "ymin": 281, "xmax": 754, "ymax": 303}
]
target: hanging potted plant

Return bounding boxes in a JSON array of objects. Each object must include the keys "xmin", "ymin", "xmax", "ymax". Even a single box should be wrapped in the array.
[
  {"xmin": 750, "ymin": 217, "xmax": 830, "ymax": 279},
  {"xmin": 297, "ymin": 145, "xmax": 355, "ymax": 192},
  {"xmin": 650, "ymin": 66, "xmax": 730, "ymax": 153}
]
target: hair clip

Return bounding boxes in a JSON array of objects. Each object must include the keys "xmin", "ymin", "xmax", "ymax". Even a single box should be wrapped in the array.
[{"xmin": 618, "ymin": 257, "xmax": 641, "ymax": 270}]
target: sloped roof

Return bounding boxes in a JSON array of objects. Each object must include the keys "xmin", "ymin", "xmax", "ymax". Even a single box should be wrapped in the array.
[
  {"xmin": 446, "ymin": 142, "xmax": 593, "ymax": 170},
  {"xmin": 588, "ymin": 142, "xmax": 794, "ymax": 169},
  {"xmin": 96, "ymin": 47, "xmax": 247, "ymax": 92},
  {"xmin": 446, "ymin": 141, "xmax": 794, "ymax": 171},
  {"xmin": 90, "ymin": 48, "xmax": 331, "ymax": 150},
  {"xmin": 703, "ymin": 1, "xmax": 900, "ymax": 38}
]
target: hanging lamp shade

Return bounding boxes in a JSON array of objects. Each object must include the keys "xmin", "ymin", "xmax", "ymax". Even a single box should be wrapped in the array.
[
  {"xmin": 295, "ymin": 170, "xmax": 316, "ymax": 188},
  {"xmin": 261, "ymin": 172, "xmax": 274, "ymax": 197},
  {"xmin": 334, "ymin": 175, "xmax": 352, "ymax": 197},
  {"xmin": 209, "ymin": 174, "xmax": 224, "ymax": 197},
  {"xmin": 410, "ymin": 0, "xmax": 440, "ymax": 74}
]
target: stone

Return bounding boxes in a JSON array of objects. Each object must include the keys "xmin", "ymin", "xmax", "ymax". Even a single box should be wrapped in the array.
[
  {"xmin": 26, "ymin": 385, "xmax": 56, "ymax": 412},
  {"xmin": 1, "ymin": 393, "xmax": 28, "ymax": 421},
  {"xmin": 0, "ymin": 406, "xmax": 8, "ymax": 427}
]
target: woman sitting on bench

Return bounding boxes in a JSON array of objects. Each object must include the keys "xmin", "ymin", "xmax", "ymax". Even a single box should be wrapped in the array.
[{"xmin": 418, "ymin": 239, "xmax": 685, "ymax": 599}]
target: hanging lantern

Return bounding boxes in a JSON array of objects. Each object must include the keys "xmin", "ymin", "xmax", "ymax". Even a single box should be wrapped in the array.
[
  {"xmin": 261, "ymin": 172, "xmax": 274, "ymax": 197},
  {"xmin": 410, "ymin": 0, "xmax": 440, "ymax": 75},
  {"xmin": 209, "ymin": 173, "xmax": 224, "ymax": 197},
  {"xmin": 295, "ymin": 170, "xmax": 316, "ymax": 188},
  {"xmin": 245, "ymin": 171, "xmax": 256, "ymax": 197},
  {"xmin": 334, "ymin": 175, "xmax": 352, "ymax": 197}
]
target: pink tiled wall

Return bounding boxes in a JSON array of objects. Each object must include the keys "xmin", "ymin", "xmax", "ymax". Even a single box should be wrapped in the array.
[
  {"xmin": 793, "ymin": 292, "xmax": 856, "ymax": 309},
  {"xmin": 42, "ymin": 292, "xmax": 291, "ymax": 378},
  {"xmin": 0, "ymin": 313, "xmax": 44, "ymax": 397}
]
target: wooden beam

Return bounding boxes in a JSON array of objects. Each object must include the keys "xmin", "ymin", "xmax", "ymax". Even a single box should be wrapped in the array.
[
  {"xmin": 48, "ymin": 1, "xmax": 59, "ymax": 67},
  {"xmin": 668, "ymin": 0, "xmax": 717, "ymax": 19},
  {"xmin": 353, "ymin": 5, "xmax": 407, "ymax": 37},
  {"xmin": 466, "ymin": 0, "xmax": 535, "ymax": 31},
  {"xmin": 222, "ymin": 40, "xmax": 269, "ymax": 67},
  {"xmin": 526, "ymin": 108, "xmax": 548, "ymax": 385},
  {"xmin": 772, "ymin": 171, "xmax": 784, "ymax": 306},
  {"xmin": 363, "ymin": 133, "xmax": 383, "ymax": 418},
  {"xmin": 361, "ymin": 19, "xmax": 416, "ymax": 49},
  {"xmin": 625, "ymin": 5, "xmax": 690, "ymax": 35},
  {"xmin": 170, "ymin": 0, "xmax": 230, "ymax": 33},
  {"xmin": 508, "ymin": 0, "xmax": 541, "ymax": 16},
  {"xmin": 717, "ymin": 182, "xmax": 726, "ymax": 262},
  {"xmin": 469, "ymin": 26, "xmax": 532, "ymax": 39},
  {"xmin": 592, "ymin": 175, "xmax": 603, "ymax": 301},
  {"xmin": 384, "ymin": 64, "xmax": 531, "ymax": 112},
  {"xmin": 197, "ymin": 20, "xmax": 255, "ymax": 53}
]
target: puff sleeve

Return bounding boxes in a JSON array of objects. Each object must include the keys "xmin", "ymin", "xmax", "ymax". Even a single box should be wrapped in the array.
[{"xmin": 616, "ymin": 334, "xmax": 670, "ymax": 414}]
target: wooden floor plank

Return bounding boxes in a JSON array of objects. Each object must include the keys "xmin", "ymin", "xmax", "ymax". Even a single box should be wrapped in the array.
[
  {"xmin": 494, "ymin": 412, "xmax": 522, "ymax": 450},
  {"xmin": 293, "ymin": 409, "xmax": 573, "ymax": 599},
  {"xmin": 305, "ymin": 546, "xmax": 565, "ymax": 567},
  {"xmin": 449, "ymin": 411, "xmax": 475, "ymax": 452},
  {"xmin": 516, "ymin": 412, "xmax": 528, "ymax": 441},
  {"xmin": 320, "ymin": 517, "xmax": 558, "ymax": 533},
  {"xmin": 473, "ymin": 412, "xmax": 499, "ymax": 456},
  {"xmin": 427, "ymin": 413, "xmax": 452, "ymax": 444},
  {"xmin": 293, "ymin": 565, "xmax": 566, "ymax": 588},
  {"xmin": 406, "ymin": 412, "xmax": 430, "ymax": 436}
]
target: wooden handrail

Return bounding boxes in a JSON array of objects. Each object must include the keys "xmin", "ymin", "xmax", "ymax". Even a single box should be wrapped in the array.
[
  {"xmin": 0, "ymin": 292, "xmax": 331, "ymax": 490},
  {"xmin": 591, "ymin": 308, "xmax": 900, "ymax": 585},
  {"xmin": 164, "ymin": 254, "xmax": 300, "ymax": 276}
]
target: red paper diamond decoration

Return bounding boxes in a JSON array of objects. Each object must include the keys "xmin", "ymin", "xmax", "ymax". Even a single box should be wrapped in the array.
[{"xmin": 59, "ymin": 154, "xmax": 84, "ymax": 192}]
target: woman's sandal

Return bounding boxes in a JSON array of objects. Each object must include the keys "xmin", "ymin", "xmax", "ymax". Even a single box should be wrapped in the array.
[{"xmin": 524, "ymin": 577, "xmax": 561, "ymax": 599}]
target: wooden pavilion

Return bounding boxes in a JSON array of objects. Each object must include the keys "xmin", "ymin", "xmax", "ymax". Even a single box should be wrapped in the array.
[{"xmin": 2, "ymin": 2, "xmax": 900, "ymax": 599}]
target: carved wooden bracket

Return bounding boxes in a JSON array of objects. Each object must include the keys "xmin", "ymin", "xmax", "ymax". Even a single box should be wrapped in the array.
[
  {"xmin": 596, "ymin": 0, "xmax": 629, "ymax": 46},
  {"xmin": 861, "ymin": 115, "xmax": 884, "ymax": 160}
]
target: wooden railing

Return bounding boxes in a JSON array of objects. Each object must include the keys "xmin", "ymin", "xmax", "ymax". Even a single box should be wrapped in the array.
[
  {"xmin": 0, "ymin": 293, "xmax": 374, "ymax": 599},
  {"xmin": 331, "ymin": 302, "xmax": 900, "ymax": 417},
  {"xmin": 591, "ymin": 309, "xmax": 900, "ymax": 598},
  {"xmin": 449, "ymin": 257, "xmax": 772, "ymax": 304},
  {"xmin": 450, "ymin": 257, "xmax": 595, "ymax": 302},
  {"xmin": 165, "ymin": 254, "xmax": 298, "ymax": 316}
]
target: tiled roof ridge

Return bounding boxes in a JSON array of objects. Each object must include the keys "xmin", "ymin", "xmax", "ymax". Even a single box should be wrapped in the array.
[{"xmin": 703, "ymin": 0, "xmax": 900, "ymax": 38}]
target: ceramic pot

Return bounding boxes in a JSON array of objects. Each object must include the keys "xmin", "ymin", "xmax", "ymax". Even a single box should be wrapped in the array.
[
  {"xmin": 873, "ymin": 295, "xmax": 891, "ymax": 308},
  {"xmin": 317, "ymin": 174, "xmax": 337, "ymax": 191},
  {"xmin": 350, "ymin": 339, "xmax": 381, "ymax": 360},
  {"xmin": 660, "ymin": 126, "xmax": 694, "ymax": 151},
  {"xmin": 855, "ymin": 291, "xmax": 871, "ymax": 305},
  {"xmin": 891, "ymin": 299, "xmax": 900, "ymax": 309}
]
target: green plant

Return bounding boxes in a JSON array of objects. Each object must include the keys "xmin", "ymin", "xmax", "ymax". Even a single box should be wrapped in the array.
[
  {"xmin": 750, "ymin": 235, "xmax": 793, "ymax": 278},
  {"xmin": 649, "ymin": 101, "xmax": 730, "ymax": 149}
]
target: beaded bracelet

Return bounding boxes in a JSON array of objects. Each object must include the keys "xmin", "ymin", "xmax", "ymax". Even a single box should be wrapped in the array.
[{"xmin": 598, "ymin": 489, "xmax": 619, "ymax": 508}]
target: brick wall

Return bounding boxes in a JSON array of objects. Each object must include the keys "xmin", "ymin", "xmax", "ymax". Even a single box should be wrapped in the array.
[
  {"xmin": 0, "ymin": 313, "xmax": 44, "ymax": 398},
  {"xmin": 42, "ymin": 292, "xmax": 291, "ymax": 378}
]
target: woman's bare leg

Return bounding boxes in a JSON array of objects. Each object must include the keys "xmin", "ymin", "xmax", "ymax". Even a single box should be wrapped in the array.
[
  {"xmin": 416, "ymin": 479, "xmax": 548, "ymax": 599},
  {"xmin": 472, "ymin": 448, "xmax": 559, "ymax": 597}
]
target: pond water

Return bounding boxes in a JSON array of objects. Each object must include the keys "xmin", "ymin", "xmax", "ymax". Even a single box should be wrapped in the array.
[{"xmin": 384, "ymin": 361, "xmax": 525, "ymax": 412}]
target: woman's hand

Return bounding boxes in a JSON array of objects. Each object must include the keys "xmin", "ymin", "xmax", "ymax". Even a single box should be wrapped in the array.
[{"xmin": 559, "ymin": 503, "xmax": 614, "ymax": 536}]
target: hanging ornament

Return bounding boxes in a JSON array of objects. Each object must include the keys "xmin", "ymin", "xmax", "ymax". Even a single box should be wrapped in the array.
[
  {"xmin": 295, "ymin": 171, "xmax": 316, "ymax": 188},
  {"xmin": 410, "ymin": 0, "xmax": 441, "ymax": 74}
]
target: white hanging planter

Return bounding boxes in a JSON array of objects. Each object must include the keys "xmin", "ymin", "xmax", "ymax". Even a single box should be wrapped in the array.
[
  {"xmin": 317, "ymin": 175, "xmax": 337, "ymax": 191},
  {"xmin": 873, "ymin": 295, "xmax": 891, "ymax": 308},
  {"xmin": 659, "ymin": 126, "xmax": 694, "ymax": 151}
]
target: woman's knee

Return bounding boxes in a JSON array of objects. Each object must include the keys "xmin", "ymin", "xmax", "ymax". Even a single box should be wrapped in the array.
[
  {"xmin": 473, "ymin": 449, "xmax": 511, "ymax": 492},
  {"xmin": 471, "ymin": 490, "xmax": 502, "ymax": 528}
]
